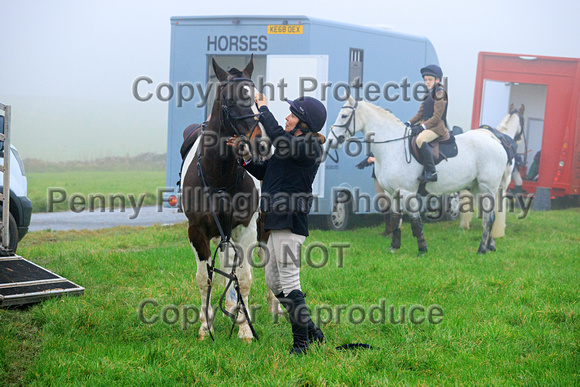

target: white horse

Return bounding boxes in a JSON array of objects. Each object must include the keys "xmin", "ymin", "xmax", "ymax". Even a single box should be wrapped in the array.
[
  {"xmin": 459, "ymin": 104, "xmax": 525, "ymax": 236},
  {"xmin": 328, "ymin": 97, "xmax": 515, "ymax": 254}
]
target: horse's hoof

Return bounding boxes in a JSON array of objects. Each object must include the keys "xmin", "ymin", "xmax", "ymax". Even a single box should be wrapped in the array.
[
  {"xmin": 238, "ymin": 325, "xmax": 254, "ymax": 342},
  {"xmin": 417, "ymin": 248, "xmax": 428, "ymax": 256},
  {"xmin": 198, "ymin": 325, "xmax": 214, "ymax": 341},
  {"xmin": 389, "ymin": 247, "xmax": 398, "ymax": 253},
  {"xmin": 477, "ymin": 249, "xmax": 487, "ymax": 255}
]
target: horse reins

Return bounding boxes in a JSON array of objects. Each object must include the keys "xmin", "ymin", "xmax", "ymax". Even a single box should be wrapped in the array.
[{"xmin": 328, "ymin": 100, "xmax": 413, "ymax": 163}]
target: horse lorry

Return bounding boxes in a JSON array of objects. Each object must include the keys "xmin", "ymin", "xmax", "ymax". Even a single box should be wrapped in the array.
[
  {"xmin": 162, "ymin": 15, "xmax": 456, "ymax": 229},
  {"xmin": 471, "ymin": 52, "xmax": 580, "ymax": 210}
]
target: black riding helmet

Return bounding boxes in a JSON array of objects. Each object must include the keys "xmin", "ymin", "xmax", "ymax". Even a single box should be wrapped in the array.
[
  {"xmin": 420, "ymin": 64, "xmax": 443, "ymax": 80},
  {"xmin": 285, "ymin": 97, "xmax": 327, "ymax": 133}
]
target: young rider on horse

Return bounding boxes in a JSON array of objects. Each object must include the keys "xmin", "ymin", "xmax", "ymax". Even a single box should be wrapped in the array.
[
  {"xmin": 405, "ymin": 64, "xmax": 449, "ymax": 182},
  {"xmin": 231, "ymin": 93, "xmax": 327, "ymax": 355}
]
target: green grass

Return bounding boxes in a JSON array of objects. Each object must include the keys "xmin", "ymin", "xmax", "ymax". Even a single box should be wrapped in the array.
[
  {"xmin": 1, "ymin": 210, "xmax": 579, "ymax": 385},
  {"xmin": 26, "ymin": 171, "xmax": 166, "ymax": 213}
]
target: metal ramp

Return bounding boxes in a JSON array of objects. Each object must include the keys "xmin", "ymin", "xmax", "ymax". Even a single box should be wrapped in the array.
[
  {"xmin": 0, "ymin": 104, "xmax": 84, "ymax": 307},
  {"xmin": 0, "ymin": 255, "xmax": 84, "ymax": 307}
]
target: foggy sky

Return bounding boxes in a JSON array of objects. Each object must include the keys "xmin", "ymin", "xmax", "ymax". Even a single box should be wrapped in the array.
[{"xmin": 1, "ymin": 0, "xmax": 579, "ymax": 161}]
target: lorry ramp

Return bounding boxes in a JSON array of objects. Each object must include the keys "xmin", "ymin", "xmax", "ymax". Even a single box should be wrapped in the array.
[{"xmin": 0, "ymin": 255, "xmax": 84, "ymax": 307}]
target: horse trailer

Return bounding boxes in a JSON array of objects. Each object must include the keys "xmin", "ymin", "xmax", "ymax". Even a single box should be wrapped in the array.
[
  {"xmin": 471, "ymin": 52, "xmax": 580, "ymax": 210},
  {"xmin": 163, "ymin": 15, "xmax": 441, "ymax": 229}
]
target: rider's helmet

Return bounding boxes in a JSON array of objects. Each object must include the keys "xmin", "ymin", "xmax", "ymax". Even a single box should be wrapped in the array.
[
  {"xmin": 420, "ymin": 64, "xmax": 443, "ymax": 80},
  {"xmin": 285, "ymin": 97, "xmax": 327, "ymax": 133}
]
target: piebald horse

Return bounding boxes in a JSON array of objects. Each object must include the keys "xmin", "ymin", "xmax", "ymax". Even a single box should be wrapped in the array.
[
  {"xmin": 180, "ymin": 57, "xmax": 266, "ymax": 341},
  {"xmin": 328, "ymin": 97, "xmax": 515, "ymax": 254}
]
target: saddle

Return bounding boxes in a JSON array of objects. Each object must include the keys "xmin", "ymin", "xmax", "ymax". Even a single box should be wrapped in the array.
[
  {"xmin": 180, "ymin": 123, "xmax": 203, "ymax": 160},
  {"xmin": 409, "ymin": 130, "xmax": 458, "ymax": 166},
  {"xmin": 478, "ymin": 125, "xmax": 518, "ymax": 165}
]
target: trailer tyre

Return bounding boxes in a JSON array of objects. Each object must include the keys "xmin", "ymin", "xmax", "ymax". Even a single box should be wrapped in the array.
[
  {"xmin": 0, "ymin": 210, "xmax": 18, "ymax": 253},
  {"xmin": 327, "ymin": 200, "xmax": 350, "ymax": 231}
]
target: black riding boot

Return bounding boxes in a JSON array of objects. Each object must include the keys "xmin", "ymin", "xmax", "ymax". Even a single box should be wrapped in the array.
[
  {"xmin": 417, "ymin": 143, "xmax": 437, "ymax": 182},
  {"xmin": 276, "ymin": 290, "xmax": 325, "ymax": 355}
]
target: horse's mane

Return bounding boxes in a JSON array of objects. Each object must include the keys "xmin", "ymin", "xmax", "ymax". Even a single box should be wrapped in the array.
[{"xmin": 361, "ymin": 101, "xmax": 404, "ymax": 124}]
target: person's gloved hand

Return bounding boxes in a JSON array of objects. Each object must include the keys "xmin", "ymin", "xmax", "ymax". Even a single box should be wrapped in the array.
[
  {"xmin": 405, "ymin": 121, "xmax": 412, "ymax": 128},
  {"xmin": 410, "ymin": 124, "xmax": 425, "ymax": 136},
  {"xmin": 355, "ymin": 159, "xmax": 371, "ymax": 169},
  {"xmin": 227, "ymin": 136, "xmax": 252, "ymax": 161}
]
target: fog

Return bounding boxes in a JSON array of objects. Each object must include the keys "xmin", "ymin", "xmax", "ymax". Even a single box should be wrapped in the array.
[{"xmin": 1, "ymin": 0, "xmax": 578, "ymax": 161}]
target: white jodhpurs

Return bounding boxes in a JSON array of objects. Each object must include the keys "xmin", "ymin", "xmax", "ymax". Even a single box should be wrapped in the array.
[{"xmin": 264, "ymin": 229, "xmax": 305, "ymax": 297}]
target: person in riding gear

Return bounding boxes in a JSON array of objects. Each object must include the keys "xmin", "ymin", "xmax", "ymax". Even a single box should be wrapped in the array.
[
  {"xmin": 405, "ymin": 64, "xmax": 449, "ymax": 182},
  {"xmin": 233, "ymin": 94, "xmax": 327, "ymax": 355}
]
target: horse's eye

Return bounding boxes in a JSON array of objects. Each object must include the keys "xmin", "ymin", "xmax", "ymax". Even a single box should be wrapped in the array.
[
  {"xmin": 226, "ymin": 98, "xmax": 235, "ymax": 106},
  {"xmin": 341, "ymin": 114, "xmax": 348, "ymax": 119}
]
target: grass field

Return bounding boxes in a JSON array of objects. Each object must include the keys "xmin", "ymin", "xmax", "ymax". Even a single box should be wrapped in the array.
[
  {"xmin": 1, "ymin": 209, "xmax": 579, "ymax": 385},
  {"xmin": 26, "ymin": 170, "xmax": 166, "ymax": 213}
]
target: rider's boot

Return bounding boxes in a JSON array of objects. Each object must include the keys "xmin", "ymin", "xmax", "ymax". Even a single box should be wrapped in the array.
[
  {"xmin": 276, "ymin": 290, "xmax": 323, "ymax": 355},
  {"xmin": 417, "ymin": 143, "xmax": 437, "ymax": 182}
]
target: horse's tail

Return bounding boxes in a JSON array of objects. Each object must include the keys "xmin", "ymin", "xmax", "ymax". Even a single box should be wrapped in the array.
[{"xmin": 491, "ymin": 164, "xmax": 514, "ymax": 238}]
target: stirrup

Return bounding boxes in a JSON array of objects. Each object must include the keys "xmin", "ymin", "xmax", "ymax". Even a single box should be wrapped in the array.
[{"xmin": 424, "ymin": 172, "xmax": 437, "ymax": 182}]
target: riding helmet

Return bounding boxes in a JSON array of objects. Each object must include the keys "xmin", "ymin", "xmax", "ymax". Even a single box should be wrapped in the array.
[
  {"xmin": 420, "ymin": 64, "xmax": 443, "ymax": 80},
  {"xmin": 285, "ymin": 97, "xmax": 327, "ymax": 133}
]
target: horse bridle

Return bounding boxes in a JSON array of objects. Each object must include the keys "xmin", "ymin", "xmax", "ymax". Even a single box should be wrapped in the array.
[
  {"xmin": 220, "ymin": 77, "xmax": 263, "ymax": 142},
  {"xmin": 328, "ymin": 100, "xmax": 412, "ymax": 163},
  {"xmin": 509, "ymin": 108, "xmax": 525, "ymax": 144},
  {"xmin": 329, "ymin": 99, "xmax": 359, "ymax": 141}
]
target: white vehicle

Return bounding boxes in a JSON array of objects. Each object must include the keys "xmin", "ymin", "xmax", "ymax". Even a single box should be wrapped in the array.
[{"xmin": 0, "ymin": 111, "xmax": 32, "ymax": 252}]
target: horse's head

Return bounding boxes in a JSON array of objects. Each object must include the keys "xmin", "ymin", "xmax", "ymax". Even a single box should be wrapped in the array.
[
  {"xmin": 212, "ymin": 55, "xmax": 263, "ymax": 142},
  {"xmin": 328, "ymin": 96, "xmax": 360, "ymax": 149},
  {"xmin": 499, "ymin": 103, "xmax": 526, "ymax": 143}
]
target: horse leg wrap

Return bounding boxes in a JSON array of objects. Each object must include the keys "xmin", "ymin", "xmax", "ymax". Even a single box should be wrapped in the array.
[
  {"xmin": 410, "ymin": 217, "xmax": 427, "ymax": 253},
  {"xmin": 410, "ymin": 217, "xmax": 423, "ymax": 238},
  {"xmin": 382, "ymin": 212, "xmax": 393, "ymax": 237},
  {"xmin": 390, "ymin": 229, "xmax": 402, "ymax": 250},
  {"xmin": 389, "ymin": 213, "xmax": 402, "ymax": 231},
  {"xmin": 389, "ymin": 213, "xmax": 402, "ymax": 250}
]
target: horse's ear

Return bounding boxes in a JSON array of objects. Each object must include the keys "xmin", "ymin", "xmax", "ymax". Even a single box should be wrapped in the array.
[
  {"xmin": 519, "ymin": 104, "xmax": 525, "ymax": 115},
  {"xmin": 242, "ymin": 54, "xmax": 254, "ymax": 78},
  {"xmin": 509, "ymin": 103, "xmax": 514, "ymax": 112},
  {"xmin": 212, "ymin": 58, "xmax": 228, "ymax": 82},
  {"xmin": 347, "ymin": 94, "xmax": 355, "ymax": 105}
]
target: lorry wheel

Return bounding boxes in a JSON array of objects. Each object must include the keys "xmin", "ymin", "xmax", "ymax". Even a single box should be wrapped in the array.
[
  {"xmin": 0, "ymin": 210, "xmax": 19, "ymax": 253},
  {"xmin": 327, "ymin": 201, "xmax": 350, "ymax": 231}
]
